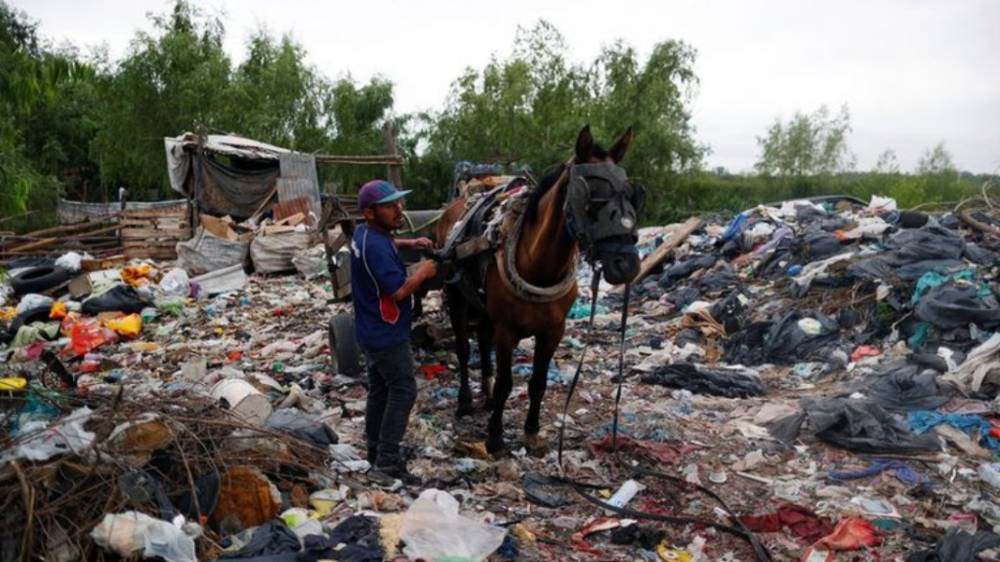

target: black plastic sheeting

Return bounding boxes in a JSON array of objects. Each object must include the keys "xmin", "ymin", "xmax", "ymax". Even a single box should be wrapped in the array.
[
  {"xmin": 914, "ymin": 282, "xmax": 1000, "ymax": 330},
  {"xmin": 265, "ymin": 409, "xmax": 339, "ymax": 448},
  {"xmin": 725, "ymin": 311, "xmax": 841, "ymax": 366},
  {"xmin": 218, "ymin": 520, "xmax": 300, "ymax": 561},
  {"xmin": 906, "ymin": 529, "xmax": 1000, "ymax": 562},
  {"xmin": 768, "ymin": 397, "xmax": 940, "ymax": 454},
  {"xmin": 81, "ymin": 284, "xmax": 152, "ymax": 315},
  {"xmin": 300, "ymin": 515, "xmax": 384, "ymax": 562},
  {"xmin": 864, "ymin": 363, "xmax": 952, "ymax": 412},
  {"xmin": 640, "ymin": 362, "xmax": 766, "ymax": 398}
]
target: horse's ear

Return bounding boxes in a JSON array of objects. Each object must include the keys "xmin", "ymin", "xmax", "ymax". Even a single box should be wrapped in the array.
[
  {"xmin": 609, "ymin": 126, "xmax": 634, "ymax": 163},
  {"xmin": 574, "ymin": 125, "xmax": 593, "ymax": 163}
]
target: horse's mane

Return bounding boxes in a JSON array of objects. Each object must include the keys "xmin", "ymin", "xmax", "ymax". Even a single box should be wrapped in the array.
[
  {"xmin": 525, "ymin": 163, "xmax": 565, "ymax": 224},
  {"xmin": 524, "ymin": 143, "xmax": 608, "ymax": 224}
]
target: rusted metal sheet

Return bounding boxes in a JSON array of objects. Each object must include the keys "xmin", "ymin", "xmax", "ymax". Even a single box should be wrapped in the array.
[
  {"xmin": 276, "ymin": 178, "xmax": 320, "ymax": 225},
  {"xmin": 278, "ymin": 153, "xmax": 320, "ymax": 225}
]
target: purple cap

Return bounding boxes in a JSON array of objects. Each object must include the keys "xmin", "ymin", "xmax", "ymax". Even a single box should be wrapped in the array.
[{"xmin": 358, "ymin": 180, "xmax": 411, "ymax": 210}]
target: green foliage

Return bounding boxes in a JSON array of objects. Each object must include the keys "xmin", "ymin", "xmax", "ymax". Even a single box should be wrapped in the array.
[
  {"xmin": 418, "ymin": 20, "xmax": 703, "ymax": 210},
  {"xmin": 1, "ymin": 2, "xmax": 995, "ymax": 232},
  {"xmin": 917, "ymin": 142, "xmax": 957, "ymax": 176},
  {"xmin": 755, "ymin": 104, "xmax": 855, "ymax": 177}
]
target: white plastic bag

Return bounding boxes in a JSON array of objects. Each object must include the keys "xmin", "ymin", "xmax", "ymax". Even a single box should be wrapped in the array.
[
  {"xmin": 55, "ymin": 251, "xmax": 84, "ymax": 272},
  {"xmin": 0, "ymin": 407, "xmax": 95, "ymax": 465},
  {"xmin": 15, "ymin": 293, "xmax": 53, "ymax": 315},
  {"xmin": 158, "ymin": 268, "xmax": 190, "ymax": 297},
  {"xmin": 400, "ymin": 489, "xmax": 506, "ymax": 561},
  {"xmin": 91, "ymin": 511, "xmax": 195, "ymax": 562}
]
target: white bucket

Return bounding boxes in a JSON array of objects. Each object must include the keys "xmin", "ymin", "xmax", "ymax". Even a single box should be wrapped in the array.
[{"xmin": 210, "ymin": 378, "xmax": 272, "ymax": 426}]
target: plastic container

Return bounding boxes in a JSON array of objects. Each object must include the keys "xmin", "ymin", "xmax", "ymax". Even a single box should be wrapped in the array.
[{"xmin": 210, "ymin": 379, "xmax": 272, "ymax": 425}]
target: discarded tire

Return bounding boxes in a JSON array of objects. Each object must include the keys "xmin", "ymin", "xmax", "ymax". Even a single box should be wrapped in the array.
[
  {"xmin": 329, "ymin": 313, "xmax": 361, "ymax": 377},
  {"xmin": 11, "ymin": 266, "xmax": 70, "ymax": 296}
]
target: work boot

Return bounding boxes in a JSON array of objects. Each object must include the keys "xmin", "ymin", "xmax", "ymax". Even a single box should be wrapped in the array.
[{"xmin": 368, "ymin": 462, "xmax": 421, "ymax": 487}]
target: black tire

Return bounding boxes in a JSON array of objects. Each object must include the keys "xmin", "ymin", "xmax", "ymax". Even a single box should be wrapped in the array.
[
  {"xmin": 11, "ymin": 266, "xmax": 71, "ymax": 296},
  {"xmin": 329, "ymin": 313, "xmax": 361, "ymax": 377}
]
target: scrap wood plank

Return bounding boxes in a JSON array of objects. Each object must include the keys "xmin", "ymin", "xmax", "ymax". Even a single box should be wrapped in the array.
[
  {"xmin": 616, "ymin": 216, "xmax": 702, "ymax": 290},
  {"xmin": 121, "ymin": 227, "xmax": 192, "ymax": 237},
  {"xmin": 5, "ymin": 224, "xmax": 122, "ymax": 254}
]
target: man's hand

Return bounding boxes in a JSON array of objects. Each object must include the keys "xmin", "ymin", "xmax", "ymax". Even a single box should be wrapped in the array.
[
  {"xmin": 391, "ymin": 259, "xmax": 438, "ymax": 302},
  {"xmin": 396, "ymin": 237, "xmax": 434, "ymax": 250},
  {"xmin": 414, "ymin": 259, "xmax": 437, "ymax": 281}
]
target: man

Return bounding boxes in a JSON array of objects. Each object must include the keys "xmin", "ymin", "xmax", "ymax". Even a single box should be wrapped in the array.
[{"xmin": 350, "ymin": 179, "xmax": 436, "ymax": 483}]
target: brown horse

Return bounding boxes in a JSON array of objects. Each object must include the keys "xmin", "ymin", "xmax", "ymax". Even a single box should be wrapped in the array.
[{"xmin": 436, "ymin": 125, "xmax": 643, "ymax": 455}]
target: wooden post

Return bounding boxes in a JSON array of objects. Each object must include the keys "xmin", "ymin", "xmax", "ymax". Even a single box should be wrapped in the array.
[
  {"xmin": 382, "ymin": 122, "xmax": 403, "ymax": 187},
  {"xmin": 117, "ymin": 187, "xmax": 127, "ymax": 249}
]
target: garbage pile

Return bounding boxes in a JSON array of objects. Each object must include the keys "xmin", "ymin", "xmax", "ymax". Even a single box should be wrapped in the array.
[{"xmin": 3, "ymin": 193, "xmax": 1000, "ymax": 561}]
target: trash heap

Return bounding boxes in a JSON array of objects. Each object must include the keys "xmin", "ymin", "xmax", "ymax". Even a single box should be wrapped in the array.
[{"xmin": 3, "ymin": 193, "xmax": 1000, "ymax": 561}]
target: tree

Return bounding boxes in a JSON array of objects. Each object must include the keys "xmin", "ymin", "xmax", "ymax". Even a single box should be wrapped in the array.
[
  {"xmin": 873, "ymin": 148, "xmax": 900, "ymax": 174},
  {"xmin": 916, "ymin": 142, "xmax": 956, "ymax": 175},
  {"xmin": 225, "ymin": 30, "xmax": 331, "ymax": 151},
  {"xmin": 0, "ymin": 1, "xmax": 89, "ymax": 216},
  {"xmin": 417, "ymin": 20, "xmax": 703, "ymax": 214},
  {"xmin": 755, "ymin": 104, "xmax": 855, "ymax": 176},
  {"xmin": 90, "ymin": 1, "xmax": 233, "ymax": 198}
]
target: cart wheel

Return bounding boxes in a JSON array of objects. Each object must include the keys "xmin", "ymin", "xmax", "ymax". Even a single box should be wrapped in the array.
[{"xmin": 329, "ymin": 313, "xmax": 361, "ymax": 378}]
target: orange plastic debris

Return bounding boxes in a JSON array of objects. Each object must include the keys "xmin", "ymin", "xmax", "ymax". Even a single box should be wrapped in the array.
[
  {"xmin": 49, "ymin": 302, "xmax": 67, "ymax": 320},
  {"xmin": 121, "ymin": 263, "xmax": 154, "ymax": 287}
]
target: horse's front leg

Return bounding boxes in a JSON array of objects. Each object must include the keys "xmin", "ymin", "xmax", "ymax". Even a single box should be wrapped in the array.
[
  {"xmin": 525, "ymin": 328, "xmax": 562, "ymax": 456},
  {"xmin": 486, "ymin": 327, "xmax": 518, "ymax": 456}
]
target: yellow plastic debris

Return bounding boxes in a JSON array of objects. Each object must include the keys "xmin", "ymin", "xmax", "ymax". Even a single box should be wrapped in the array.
[
  {"xmin": 0, "ymin": 377, "xmax": 28, "ymax": 391},
  {"xmin": 104, "ymin": 313, "xmax": 142, "ymax": 338},
  {"xmin": 121, "ymin": 264, "xmax": 154, "ymax": 287},
  {"xmin": 0, "ymin": 307, "xmax": 15, "ymax": 322},
  {"xmin": 656, "ymin": 541, "xmax": 693, "ymax": 562}
]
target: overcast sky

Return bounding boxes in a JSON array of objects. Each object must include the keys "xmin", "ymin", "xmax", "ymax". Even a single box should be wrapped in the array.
[{"xmin": 12, "ymin": 0, "xmax": 1000, "ymax": 173}]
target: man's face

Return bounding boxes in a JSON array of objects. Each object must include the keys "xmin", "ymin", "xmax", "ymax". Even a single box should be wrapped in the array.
[{"xmin": 365, "ymin": 199, "xmax": 405, "ymax": 230}]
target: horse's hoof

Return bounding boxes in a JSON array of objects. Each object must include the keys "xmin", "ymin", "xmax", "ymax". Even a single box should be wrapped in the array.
[
  {"xmin": 486, "ymin": 437, "xmax": 507, "ymax": 457},
  {"xmin": 525, "ymin": 433, "xmax": 549, "ymax": 457}
]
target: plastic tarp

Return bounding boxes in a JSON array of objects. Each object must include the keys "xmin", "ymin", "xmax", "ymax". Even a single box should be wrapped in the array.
[
  {"xmin": 769, "ymin": 397, "xmax": 940, "ymax": 454},
  {"xmin": 176, "ymin": 227, "xmax": 249, "ymax": 276},
  {"xmin": 250, "ymin": 232, "xmax": 312, "ymax": 274}
]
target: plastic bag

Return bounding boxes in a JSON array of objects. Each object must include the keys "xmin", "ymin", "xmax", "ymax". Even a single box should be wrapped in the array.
[
  {"xmin": 400, "ymin": 489, "xmax": 506, "ymax": 561},
  {"xmin": 64, "ymin": 318, "xmax": 117, "ymax": 356},
  {"xmin": 54, "ymin": 251, "xmax": 83, "ymax": 272},
  {"xmin": 121, "ymin": 263, "xmax": 154, "ymax": 287},
  {"xmin": 104, "ymin": 313, "xmax": 143, "ymax": 338},
  {"xmin": 82, "ymin": 284, "xmax": 151, "ymax": 315},
  {"xmin": 158, "ymin": 268, "xmax": 190, "ymax": 297},
  {"xmin": 16, "ymin": 293, "xmax": 53, "ymax": 315},
  {"xmin": 0, "ymin": 407, "xmax": 95, "ymax": 465},
  {"xmin": 91, "ymin": 511, "xmax": 195, "ymax": 562}
]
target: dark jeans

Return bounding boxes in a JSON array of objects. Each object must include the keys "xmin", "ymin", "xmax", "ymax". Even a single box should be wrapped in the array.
[{"xmin": 363, "ymin": 341, "xmax": 417, "ymax": 468}]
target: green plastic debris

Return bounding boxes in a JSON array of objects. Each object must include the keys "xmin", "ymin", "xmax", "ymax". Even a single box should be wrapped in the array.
[
  {"xmin": 567, "ymin": 300, "xmax": 608, "ymax": 320},
  {"xmin": 911, "ymin": 269, "xmax": 975, "ymax": 305},
  {"xmin": 908, "ymin": 322, "xmax": 932, "ymax": 349}
]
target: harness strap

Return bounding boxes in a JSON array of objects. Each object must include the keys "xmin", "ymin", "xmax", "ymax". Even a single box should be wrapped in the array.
[{"xmin": 495, "ymin": 209, "xmax": 578, "ymax": 303}]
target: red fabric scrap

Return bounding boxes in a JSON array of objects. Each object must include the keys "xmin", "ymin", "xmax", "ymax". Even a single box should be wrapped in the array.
[
  {"xmin": 740, "ymin": 503, "xmax": 834, "ymax": 543},
  {"xmin": 590, "ymin": 434, "xmax": 694, "ymax": 465},
  {"xmin": 850, "ymin": 345, "xmax": 881, "ymax": 363},
  {"xmin": 418, "ymin": 363, "xmax": 448, "ymax": 380}
]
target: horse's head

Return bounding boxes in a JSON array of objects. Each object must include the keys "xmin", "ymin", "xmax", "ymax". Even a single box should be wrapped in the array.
[{"xmin": 564, "ymin": 125, "xmax": 645, "ymax": 285}]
